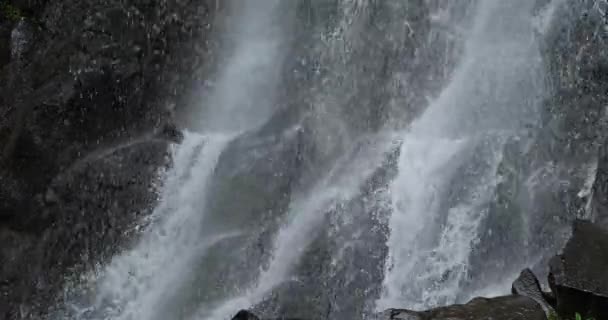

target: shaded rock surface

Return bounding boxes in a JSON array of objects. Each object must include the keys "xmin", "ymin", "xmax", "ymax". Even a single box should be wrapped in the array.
[
  {"xmin": 0, "ymin": 0, "xmax": 219, "ymax": 318},
  {"xmin": 233, "ymin": 310, "xmax": 263, "ymax": 320},
  {"xmin": 232, "ymin": 309, "xmax": 304, "ymax": 320},
  {"xmin": 511, "ymin": 268, "xmax": 555, "ymax": 316},
  {"xmin": 549, "ymin": 220, "xmax": 608, "ymax": 319},
  {"xmin": 384, "ymin": 296, "xmax": 546, "ymax": 320},
  {"xmin": 238, "ymin": 295, "xmax": 546, "ymax": 320}
]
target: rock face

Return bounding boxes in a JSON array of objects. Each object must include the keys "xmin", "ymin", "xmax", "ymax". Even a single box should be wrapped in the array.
[
  {"xmin": 511, "ymin": 268, "xmax": 555, "ymax": 316},
  {"xmin": 232, "ymin": 309, "xmax": 304, "ymax": 320},
  {"xmin": 233, "ymin": 310, "xmax": 263, "ymax": 320},
  {"xmin": 0, "ymin": 0, "xmax": 217, "ymax": 318},
  {"xmin": 549, "ymin": 220, "xmax": 608, "ymax": 319},
  {"xmin": 384, "ymin": 296, "xmax": 546, "ymax": 320},
  {"xmin": 238, "ymin": 295, "xmax": 547, "ymax": 320}
]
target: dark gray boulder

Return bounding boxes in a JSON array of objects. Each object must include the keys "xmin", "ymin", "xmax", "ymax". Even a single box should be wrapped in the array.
[
  {"xmin": 381, "ymin": 309, "xmax": 423, "ymax": 320},
  {"xmin": 511, "ymin": 268, "xmax": 556, "ymax": 316},
  {"xmin": 383, "ymin": 296, "xmax": 546, "ymax": 320},
  {"xmin": 233, "ymin": 310, "xmax": 261, "ymax": 320},
  {"xmin": 548, "ymin": 220, "xmax": 608, "ymax": 320},
  {"xmin": 231, "ymin": 309, "xmax": 306, "ymax": 320}
]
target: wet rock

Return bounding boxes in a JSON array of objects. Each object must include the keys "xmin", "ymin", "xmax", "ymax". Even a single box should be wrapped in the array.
[
  {"xmin": 383, "ymin": 296, "xmax": 545, "ymax": 320},
  {"xmin": 233, "ymin": 310, "xmax": 261, "ymax": 320},
  {"xmin": 9, "ymin": 19, "xmax": 34, "ymax": 60},
  {"xmin": 0, "ymin": 0, "xmax": 217, "ymax": 317},
  {"xmin": 0, "ymin": 228, "xmax": 35, "ymax": 317},
  {"xmin": 548, "ymin": 220, "xmax": 608, "ymax": 319},
  {"xmin": 253, "ymin": 140, "xmax": 399, "ymax": 320},
  {"xmin": 382, "ymin": 309, "xmax": 422, "ymax": 320},
  {"xmin": 189, "ymin": 124, "xmax": 305, "ymax": 298},
  {"xmin": 157, "ymin": 122, "xmax": 184, "ymax": 143},
  {"xmin": 0, "ymin": 21, "xmax": 10, "ymax": 68},
  {"xmin": 1, "ymin": 139, "xmax": 170, "ymax": 318},
  {"xmin": 231, "ymin": 309, "xmax": 305, "ymax": 320},
  {"xmin": 206, "ymin": 124, "xmax": 304, "ymax": 234},
  {"xmin": 511, "ymin": 268, "xmax": 556, "ymax": 316},
  {"xmin": 591, "ymin": 143, "xmax": 608, "ymax": 228}
]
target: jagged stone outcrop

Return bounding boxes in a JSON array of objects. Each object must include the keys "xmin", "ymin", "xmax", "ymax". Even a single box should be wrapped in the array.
[
  {"xmin": 232, "ymin": 309, "xmax": 307, "ymax": 320},
  {"xmin": 549, "ymin": 220, "xmax": 608, "ymax": 319},
  {"xmin": 0, "ymin": 0, "xmax": 217, "ymax": 318},
  {"xmin": 233, "ymin": 310, "xmax": 263, "ymax": 320},
  {"xmin": 511, "ymin": 268, "xmax": 556, "ymax": 316},
  {"xmin": 383, "ymin": 296, "xmax": 546, "ymax": 320},
  {"xmin": 236, "ymin": 295, "xmax": 546, "ymax": 320},
  {"xmin": 232, "ymin": 309, "xmax": 306, "ymax": 320}
]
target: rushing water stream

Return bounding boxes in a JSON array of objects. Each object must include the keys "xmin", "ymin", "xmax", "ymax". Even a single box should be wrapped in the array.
[
  {"xmin": 378, "ymin": 0, "xmax": 546, "ymax": 310},
  {"xmin": 55, "ymin": 0, "xmax": 577, "ymax": 319}
]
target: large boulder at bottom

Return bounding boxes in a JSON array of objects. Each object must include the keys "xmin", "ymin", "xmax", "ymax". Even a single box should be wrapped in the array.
[
  {"xmin": 232, "ymin": 309, "xmax": 304, "ymax": 320},
  {"xmin": 232, "ymin": 310, "xmax": 261, "ymax": 320},
  {"xmin": 548, "ymin": 220, "xmax": 608, "ymax": 320},
  {"xmin": 511, "ymin": 268, "xmax": 555, "ymax": 316},
  {"xmin": 233, "ymin": 294, "xmax": 546, "ymax": 320},
  {"xmin": 383, "ymin": 295, "xmax": 545, "ymax": 320}
]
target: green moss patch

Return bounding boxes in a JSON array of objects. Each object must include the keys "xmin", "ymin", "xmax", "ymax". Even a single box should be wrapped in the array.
[{"xmin": 1, "ymin": 2, "xmax": 22, "ymax": 22}]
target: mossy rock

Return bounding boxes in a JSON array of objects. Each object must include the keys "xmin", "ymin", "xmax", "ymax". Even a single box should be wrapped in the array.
[{"xmin": 1, "ymin": 2, "xmax": 22, "ymax": 22}]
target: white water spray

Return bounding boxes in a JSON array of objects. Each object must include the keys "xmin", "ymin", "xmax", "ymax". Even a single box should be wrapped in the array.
[
  {"xmin": 378, "ymin": 0, "xmax": 545, "ymax": 310},
  {"xmin": 201, "ymin": 0, "xmax": 286, "ymax": 132},
  {"xmin": 75, "ymin": 134, "xmax": 231, "ymax": 320},
  {"xmin": 62, "ymin": 1, "xmax": 290, "ymax": 319},
  {"xmin": 53, "ymin": 0, "xmax": 566, "ymax": 318},
  {"xmin": 201, "ymin": 135, "xmax": 397, "ymax": 320}
]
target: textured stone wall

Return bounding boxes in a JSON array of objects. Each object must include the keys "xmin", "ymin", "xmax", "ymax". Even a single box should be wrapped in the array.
[{"xmin": 0, "ymin": 0, "xmax": 216, "ymax": 318}]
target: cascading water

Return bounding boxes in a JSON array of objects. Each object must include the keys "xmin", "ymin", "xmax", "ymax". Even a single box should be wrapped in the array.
[
  {"xmin": 53, "ymin": 0, "xmax": 576, "ymax": 319},
  {"xmin": 72, "ymin": 134, "xmax": 233, "ymax": 320},
  {"xmin": 200, "ymin": 134, "xmax": 397, "ymax": 320},
  {"xmin": 57, "ymin": 1, "xmax": 291, "ymax": 319},
  {"xmin": 378, "ymin": 0, "xmax": 547, "ymax": 310}
]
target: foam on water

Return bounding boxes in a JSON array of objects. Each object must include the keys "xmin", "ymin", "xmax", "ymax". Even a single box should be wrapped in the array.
[
  {"xmin": 71, "ymin": 133, "xmax": 231, "ymax": 320},
  {"xmin": 377, "ymin": 136, "xmax": 470, "ymax": 310},
  {"xmin": 377, "ymin": 0, "xmax": 546, "ymax": 310},
  {"xmin": 60, "ymin": 1, "xmax": 290, "ymax": 318},
  {"xmin": 200, "ymin": 136, "xmax": 396, "ymax": 320},
  {"xmin": 55, "ymin": 0, "xmax": 565, "ymax": 318}
]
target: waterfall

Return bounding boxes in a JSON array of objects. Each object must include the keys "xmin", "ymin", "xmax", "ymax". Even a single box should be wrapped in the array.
[
  {"xmin": 52, "ymin": 0, "xmax": 573, "ymax": 319},
  {"xmin": 378, "ymin": 0, "xmax": 546, "ymax": 311},
  {"xmin": 57, "ymin": 1, "xmax": 291, "ymax": 319},
  {"xmin": 72, "ymin": 134, "xmax": 233, "ymax": 320},
  {"xmin": 200, "ymin": 134, "xmax": 397, "ymax": 320},
  {"xmin": 198, "ymin": 0, "xmax": 287, "ymax": 132}
]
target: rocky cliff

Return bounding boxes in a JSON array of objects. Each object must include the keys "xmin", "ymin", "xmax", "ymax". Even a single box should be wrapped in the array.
[
  {"xmin": 233, "ymin": 220, "xmax": 608, "ymax": 320},
  {"xmin": 0, "ymin": 0, "xmax": 217, "ymax": 318},
  {"xmin": 2, "ymin": 0, "xmax": 608, "ymax": 319}
]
